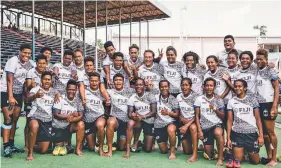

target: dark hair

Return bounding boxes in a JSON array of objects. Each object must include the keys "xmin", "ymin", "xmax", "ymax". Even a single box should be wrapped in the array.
[
  {"xmin": 20, "ymin": 43, "xmax": 31, "ymax": 51},
  {"xmin": 182, "ymin": 51, "xmax": 200, "ymax": 64},
  {"xmin": 144, "ymin": 49, "xmax": 155, "ymax": 58},
  {"xmin": 113, "ymin": 52, "xmax": 124, "ymax": 60},
  {"xmin": 88, "ymin": 72, "xmax": 100, "ymax": 80},
  {"xmin": 66, "ymin": 79, "xmax": 77, "ymax": 89},
  {"xmin": 166, "ymin": 46, "xmax": 177, "ymax": 56},
  {"xmin": 35, "ymin": 54, "xmax": 47, "ymax": 62},
  {"xmin": 135, "ymin": 77, "xmax": 145, "ymax": 85},
  {"xmin": 40, "ymin": 46, "xmax": 53, "ymax": 54},
  {"xmin": 64, "ymin": 49, "xmax": 74, "ymax": 58},
  {"xmin": 234, "ymin": 79, "xmax": 248, "ymax": 88},
  {"xmin": 203, "ymin": 77, "xmax": 216, "ymax": 87},
  {"xmin": 256, "ymin": 49, "xmax": 268, "ymax": 60},
  {"xmin": 104, "ymin": 41, "xmax": 114, "ymax": 49},
  {"xmin": 206, "ymin": 55, "xmax": 219, "ymax": 63},
  {"xmin": 113, "ymin": 73, "xmax": 124, "ymax": 81},
  {"xmin": 159, "ymin": 79, "xmax": 170, "ymax": 88},
  {"xmin": 41, "ymin": 71, "xmax": 52, "ymax": 79},
  {"xmin": 84, "ymin": 56, "xmax": 95, "ymax": 65},
  {"xmin": 239, "ymin": 51, "xmax": 254, "ymax": 61},
  {"xmin": 129, "ymin": 44, "xmax": 139, "ymax": 51},
  {"xmin": 73, "ymin": 48, "xmax": 83, "ymax": 55},
  {"xmin": 228, "ymin": 49, "xmax": 239, "ymax": 60},
  {"xmin": 181, "ymin": 78, "xmax": 192, "ymax": 86},
  {"xmin": 224, "ymin": 35, "xmax": 235, "ymax": 42}
]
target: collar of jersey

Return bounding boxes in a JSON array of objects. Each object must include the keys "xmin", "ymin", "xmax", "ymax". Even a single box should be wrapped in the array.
[
  {"xmin": 181, "ymin": 91, "xmax": 193, "ymax": 99},
  {"xmin": 129, "ymin": 57, "xmax": 139, "ymax": 64},
  {"xmin": 144, "ymin": 63, "xmax": 154, "ymax": 70},
  {"xmin": 203, "ymin": 94, "xmax": 214, "ymax": 102},
  {"xmin": 115, "ymin": 88, "xmax": 124, "ymax": 93},
  {"xmin": 89, "ymin": 87, "xmax": 99, "ymax": 93},
  {"xmin": 136, "ymin": 92, "xmax": 145, "ymax": 99}
]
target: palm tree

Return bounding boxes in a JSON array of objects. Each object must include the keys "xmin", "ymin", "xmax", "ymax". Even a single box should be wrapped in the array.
[{"xmin": 253, "ymin": 25, "xmax": 267, "ymax": 36}]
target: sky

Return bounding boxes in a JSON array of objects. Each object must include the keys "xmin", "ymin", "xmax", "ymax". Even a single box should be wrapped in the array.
[{"xmin": 85, "ymin": 0, "xmax": 281, "ymax": 44}]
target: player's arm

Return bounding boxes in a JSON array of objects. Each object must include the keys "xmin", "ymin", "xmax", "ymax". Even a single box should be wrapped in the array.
[
  {"xmin": 180, "ymin": 116, "xmax": 195, "ymax": 129},
  {"xmin": 271, "ymin": 79, "xmax": 279, "ymax": 118},
  {"xmin": 195, "ymin": 107, "xmax": 203, "ymax": 140},
  {"xmin": 123, "ymin": 61, "xmax": 133, "ymax": 80},
  {"xmin": 168, "ymin": 108, "xmax": 179, "ymax": 118},
  {"xmin": 53, "ymin": 109, "xmax": 69, "ymax": 120},
  {"xmin": 100, "ymin": 83, "xmax": 111, "ymax": 103},
  {"xmin": 127, "ymin": 106, "xmax": 135, "ymax": 119},
  {"xmin": 226, "ymin": 110, "xmax": 233, "ymax": 143},
  {"xmin": 254, "ymin": 107, "xmax": 263, "ymax": 139},
  {"xmin": 72, "ymin": 111, "xmax": 83, "ymax": 122},
  {"xmin": 144, "ymin": 102, "xmax": 157, "ymax": 119},
  {"xmin": 7, "ymin": 73, "xmax": 17, "ymax": 105},
  {"xmin": 26, "ymin": 88, "xmax": 42, "ymax": 102},
  {"xmin": 220, "ymin": 86, "xmax": 230, "ymax": 99},
  {"xmin": 214, "ymin": 106, "xmax": 225, "ymax": 120},
  {"xmin": 78, "ymin": 82, "xmax": 86, "ymax": 104}
]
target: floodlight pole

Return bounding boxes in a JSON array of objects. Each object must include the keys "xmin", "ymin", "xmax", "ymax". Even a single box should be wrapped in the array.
[
  {"xmin": 139, "ymin": 19, "xmax": 141, "ymax": 54},
  {"xmin": 95, "ymin": 0, "xmax": 98, "ymax": 71},
  {"xmin": 61, "ymin": 0, "xmax": 64, "ymax": 63},
  {"xmin": 83, "ymin": 0, "xmax": 86, "ymax": 57},
  {"xmin": 31, "ymin": 0, "xmax": 35, "ymax": 60},
  {"xmin": 130, "ymin": 13, "xmax": 132, "ymax": 45},
  {"xmin": 105, "ymin": 2, "xmax": 108, "ymax": 41},
  {"xmin": 147, "ymin": 20, "xmax": 149, "ymax": 49},
  {"xmin": 119, "ymin": 8, "xmax": 121, "ymax": 51}
]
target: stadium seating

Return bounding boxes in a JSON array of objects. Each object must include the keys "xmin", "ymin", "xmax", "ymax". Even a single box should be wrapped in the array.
[{"xmin": 1, "ymin": 28, "xmax": 98, "ymax": 69}]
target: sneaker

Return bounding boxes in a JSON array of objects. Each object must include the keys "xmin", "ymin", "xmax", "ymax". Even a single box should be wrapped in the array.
[
  {"xmin": 66, "ymin": 145, "xmax": 74, "ymax": 154},
  {"xmin": 261, "ymin": 157, "xmax": 271, "ymax": 165},
  {"xmin": 226, "ymin": 159, "xmax": 234, "ymax": 168},
  {"xmin": 59, "ymin": 146, "xmax": 67, "ymax": 156},
  {"xmin": 3, "ymin": 146, "xmax": 13, "ymax": 158},
  {"xmin": 11, "ymin": 145, "xmax": 24, "ymax": 153},
  {"xmin": 52, "ymin": 146, "xmax": 61, "ymax": 156},
  {"xmin": 233, "ymin": 159, "xmax": 241, "ymax": 168}
]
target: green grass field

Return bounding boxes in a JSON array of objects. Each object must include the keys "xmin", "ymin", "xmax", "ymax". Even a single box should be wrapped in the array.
[{"xmin": 1, "ymin": 117, "xmax": 281, "ymax": 168}]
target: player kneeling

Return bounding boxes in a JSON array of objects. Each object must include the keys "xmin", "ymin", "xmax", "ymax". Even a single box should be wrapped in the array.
[
  {"xmin": 52, "ymin": 79, "xmax": 85, "ymax": 156},
  {"xmin": 124, "ymin": 78, "xmax": 157, "ymax": 158},
  {"xmin": 83, "ymin": 72, "xmax": 107, "ymax": 156},
  {"xmin": 226, "ymin": 79, "xmax": 264, "ymax": 168},
  {"xmin": 26, "ymin": 71, "xmax": 56, "ymax": 161}
]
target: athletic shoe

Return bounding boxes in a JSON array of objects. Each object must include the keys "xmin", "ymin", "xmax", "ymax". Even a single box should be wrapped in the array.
[
  {"xmin": 11, "ymin": 145, "xmax": 24, "ymax": 153},
  {"xmin": 52, "ymin": 146, "xmax": 61, "ymax": 156},
  {"xmin": 59, "ymin": 146, "xmax": 67, "ymax": 156},
  {"xmin": 261, "ymin": 157, "xmax": 271, "ymax": 165},
  {"xmin": 66, "ymin": 145, "xmax": 74, "ymax": 154},
  {"xmin": 233, "ymin": 159, "xmax": 241, "ymax": 168},
  {"xmin": 3, "ymin": 146, "xmax": 13, "ymax": 158},
  {"xmin": 226, "ymin": 159, "xmax": 234, "ymax": 168}
]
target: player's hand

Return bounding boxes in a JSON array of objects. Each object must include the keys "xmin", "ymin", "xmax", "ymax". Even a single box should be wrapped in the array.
[
  {"xmin": 130, "ymin": 75, "xmax": 134, "ymax": 81},
  {"xmin": 98, "ymin": 48, "xmax": 106, "ymax": 60},
  {"xmin": 31, "ymin": 79, "xmax": 37, "ymax": 88},
  {"xmin": 179, "ymin": 125, "xmax": 188, "ymax": 134},
  {"xmin": 67, "ymin": 115, "xmax": 74, "ymax": 122},
  {"xmin": 270, "ymin": 107, "xmax": 277, "ymax": 119},
  {"xmin": 82, "ymin": 98, "xmax": 86, "ymax": 105},
  {"xmin": 105, "ymin": 99, "xmax": 111, "ymax": 106},
  {"xmin": 107, "ymin": 80, "xmax": 113, "ymax": 89},
  {"xmin": 198, "ymin": 64, "xmax": 206, "ymax": 69},
  {"xmin": 227, "ymin": 140, "xmax": 232, "ymax": 149},
  {"xmin": 54, "ymin": 93, "xmax": 61, "ymax": 104},
  {"xmin": 198, "ymin": 130, "xmax": 204, "ymax": 140},
  {"xmin": 222, "ymin": 73, "xmax": 230, "ymax": 81},
  {"xmin": 160, "ymin": 108, "xmax": 169, "ymax": 116},
  {"xmin": 157, "ymin": 48, "xmax": 163, "ymax": 59},
  {"xmin": 268, "ymin": 62, "xmax": 275, "ymax": 69},
  {"xmin": 8, "ymin": 96, "xmax": 18, "ymax": 106},
  {"xmin": 258, "ymin": 136, "xmax": 264, "ymax": 147},
  {"xmin": 215, "ymin": 94, "xmax": 222, "ymax": 98},
  {"xmin": 36, "ymin": 89, "xmax": 44, "ymax": 98}
]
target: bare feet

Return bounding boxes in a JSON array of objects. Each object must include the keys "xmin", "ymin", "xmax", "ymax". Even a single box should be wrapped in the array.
[
  {"xmin": 266, "ymin": 160, "xmax": 278, "ymax": 166},
  {"xmin": 169, "ymin": 153, "xmax": 176, "ymax": 160},
  {"xmin": 104, "ymin": 151, "xmax": 112, "ymax": 157},
  {"xmin": 26, "ymin": 154, "xmax": 34, "ymax": 161},
  {"xmin": 187, "ymin": 155, "xmax": 198, "ymax": 162},
  {"xmin": 216, "ymin": 159, "xmax": 224, "ymax": 166},
  {"xmin": 152, "ymin": 144, "xmax": 156, "ymax": 151},
  {"xmin": 99, "ymin": 149, "xmax": 106, "ymax": 157},
  {"xmin": 75, "ymin": 149, "xmax": 84, "ymax": 156},
  {"xmin": 123, "ymin": 151, "xmax": 130, "ymax": 159}
]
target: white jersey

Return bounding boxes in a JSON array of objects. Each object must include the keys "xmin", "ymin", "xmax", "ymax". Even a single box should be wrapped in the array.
[
  {"xmin": 107, "ymin": 88, "xmax": 135, "ymax": 122},
  {"xmin": 216, "ymin": 49, "xmax": 243, "ymax": 67},
  {"xmin": 26, "ymin": 68, "xmax": 42, "ymax": 86},
  {"xmin": 0, "ymin": 56, "xmax": 33, "ymax": 94},
  {"xmin": 128, "ymin": 57, "xmax": 143, "ymax": 69},
  {"xmin": 74, "ymin": 64, "xmax": 84, "ymax": 74},
  {"xmin": 160, "ymin": 60, "xmax": 184, "ymax": 94},
  {"xmin": 194, "ymin": 95, "xmax": 224, "ymax": 130},
  {"xmin": 108, "ymin": 65, "xmax": 130, "ymax": 88},
  {"xmin": 52, "ymin": 95, "xmax": 84, "ymax": 129},
  {"xmin": 52, "ymin": 63, "xmax": 76, "ymax": 94},
  {"xmin": 127, "ymin": 92, "xmax": 157, "ymax": 124},
  {"xmin": 177, "ymin": 91, "xmax": 199, "ymax": 120},
  {"xmin": 256, "ymin": 66, "xmax": 278, "ymax": 103},
  {"xmin": 204, "ymin": 67, "xmax": 232, "ymax": 104},
  {"xmin": 181, "ymin": 65, "xmax": 206, "ymax": 95},
  {"xmin": 227, "ymin": 94, "xmax": 259, "ymax": 134},
  {"xmin": 154, "ymin": 94, "xmax": 179, "ymax": 128},
  {"xmin": 138, "ymin": 63, "xmax": 164, "ymax": 91},
  {"xmin": 234, "ymin": 64, "xmax": 258, "ymax": 94},
  {"xmin": 103, "ymin": 55, "xmax": 128, "ymax": 67},
  {"xmin": 28, "ymin": 86, "xmax": 56, "ymax": 122},
  {"xmin": 84, "ymin": 88, "xmax": 105, "ymax": 123}
]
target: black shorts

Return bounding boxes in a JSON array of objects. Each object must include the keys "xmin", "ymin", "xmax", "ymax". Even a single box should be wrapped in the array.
[
  {"xmin": 259, "ymin": 102, "xmax": 276, "ymax": 120},
  {"xmin": 231, "ymin": 131, "xmax": 259, "ymax": 153},
  {"xmin": 84, "ymin": 116, "xmax": 105, "ymax": 136},
  {"xmin": 178, "ymin": 122, "xmax": 192, "ymax": 142},
  {"xmin": 154, "ymin": 123, "xmax": 176, "ymax": 143},
  {"xmin": 115, "ymin": 118, "xmax": 127, "ymax": 139},
  {"xmin": 28, "ymin": 118, "xmax": 52, "ymax": 142},
  {"xmin": 141, "ymin": 121, "xmax": 154, "ymax": 136},
  {"xmin": 202, "ymin": 124, "xmax": 223, "ymax": 145},
  {"xmin": 52, "ymin": 126, "xmax": 71, "ymax": 143},
  {"xmin": 1, "ymin": 92, "xmax": 23, "ymax": 108}
]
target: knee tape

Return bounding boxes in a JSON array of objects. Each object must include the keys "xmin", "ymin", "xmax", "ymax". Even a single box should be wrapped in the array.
[{"xmin": 2, "ymin": 123, "xmax": 12, "ymax": 129}]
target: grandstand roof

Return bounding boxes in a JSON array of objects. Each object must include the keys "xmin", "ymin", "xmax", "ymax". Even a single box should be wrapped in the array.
[{"xmin": 2, "ymin": 0, "xmax": 171, "ymax": 28}]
